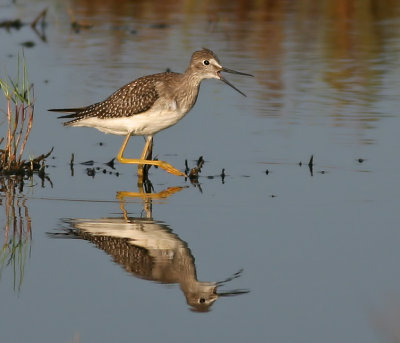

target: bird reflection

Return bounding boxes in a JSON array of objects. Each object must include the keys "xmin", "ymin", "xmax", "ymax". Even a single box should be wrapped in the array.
[{"xmin": 50, "ymin": 180, "xmax": 248, "ymax": 312}]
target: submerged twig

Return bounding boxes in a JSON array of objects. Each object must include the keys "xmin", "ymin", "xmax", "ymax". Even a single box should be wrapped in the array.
[{"xmin": 30, "ymin": 8, "xmax": 47, "ymax": 30}]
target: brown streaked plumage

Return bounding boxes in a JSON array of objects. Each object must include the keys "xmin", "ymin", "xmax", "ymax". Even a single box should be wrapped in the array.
[{"xmin": 49, "ymin": 48, "xmax": 253, "ymax": 177}]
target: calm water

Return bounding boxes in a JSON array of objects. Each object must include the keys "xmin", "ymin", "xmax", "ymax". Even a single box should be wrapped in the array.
[{"xmin": 1, "ymin": 1, "xmax": 400, "ymax": 342}]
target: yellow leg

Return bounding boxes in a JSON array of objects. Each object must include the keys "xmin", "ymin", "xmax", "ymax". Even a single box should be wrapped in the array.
[
  {"xmin": 138, "ymin": 136, "xmax": 153, "ymax": 178},
  {"xmin": 116, "ymin": 133, "xmax": 186, "ymax": 177}
]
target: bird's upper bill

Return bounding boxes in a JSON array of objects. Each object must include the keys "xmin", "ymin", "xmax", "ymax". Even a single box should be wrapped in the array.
[{"xmin": 217, "ymin": 67, "xmax": 253, "ymax": 97}]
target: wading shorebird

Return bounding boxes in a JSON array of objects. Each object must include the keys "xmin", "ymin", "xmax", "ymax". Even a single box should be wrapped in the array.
[{"xmin": 49, "ymin": 49, "xmax": 252, "ymax": 177}]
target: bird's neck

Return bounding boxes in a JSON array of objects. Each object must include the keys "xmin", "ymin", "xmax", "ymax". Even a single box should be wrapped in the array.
[{"xmin": 174, "ymin": 71, "xmax": 203, "ymax": 113}]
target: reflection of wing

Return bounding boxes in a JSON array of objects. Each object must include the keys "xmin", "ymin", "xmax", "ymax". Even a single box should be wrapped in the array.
[{"xmin": 62, "ymin": 218, "xmax": 196, "ymax": 284}]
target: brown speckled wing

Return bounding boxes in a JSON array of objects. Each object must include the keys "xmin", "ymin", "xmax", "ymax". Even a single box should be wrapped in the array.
[
  {"xmin": 95, "ymin": 75, "xmax": 160, "ymax": 118},
  {"xmin": 51, "ymin": 72, "xmax": 179, "ymax": 124}
]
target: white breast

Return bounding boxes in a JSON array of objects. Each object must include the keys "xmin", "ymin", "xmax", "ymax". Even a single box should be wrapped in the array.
[{"xmin": 70, "ymin": 99, "xmax": 188, "ymax": 136}]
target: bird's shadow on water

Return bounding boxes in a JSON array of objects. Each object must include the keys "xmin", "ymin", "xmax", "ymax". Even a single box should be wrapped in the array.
[{"xmin": 47, "ymin": 178, "xmax": 249, "ymax": 312}]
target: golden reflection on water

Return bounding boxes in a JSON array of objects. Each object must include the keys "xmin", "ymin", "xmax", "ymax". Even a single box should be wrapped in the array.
[
  {"xmin": 59, "ymin": 0, "xmax": 400, "ymax": 134},
  {"xmin": 49, "ymin": 180, "xmax": 248, "ymax": 312}
]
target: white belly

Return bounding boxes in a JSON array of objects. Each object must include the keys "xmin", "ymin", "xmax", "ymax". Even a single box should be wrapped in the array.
[{"xmin": 70, "ymin": 107, "xmax": 187, "ymax": 136}]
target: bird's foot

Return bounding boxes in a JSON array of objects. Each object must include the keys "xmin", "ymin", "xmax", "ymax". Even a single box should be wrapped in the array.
[{"xmin": 156, "ymin": 160, "xmax": 187, "ymax": 177}]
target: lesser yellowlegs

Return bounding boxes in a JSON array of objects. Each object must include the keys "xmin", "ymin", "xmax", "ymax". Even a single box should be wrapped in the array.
[{"xmin": 49, "ymin": 48, "xmax": 252, "ymax": 177}]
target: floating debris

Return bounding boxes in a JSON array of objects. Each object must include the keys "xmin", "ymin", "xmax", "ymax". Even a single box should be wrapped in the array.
[
  {"xmin": 68, "ymin": 8, "xmax": 93, "ymax": 33},
  {"xmin": 0, "ymin": 19, "xmax": 23, "ymax": 30},
  {"xmin": 20, "ymin": 41, "xmax": 35, "ymax": 48},
  {"xmin": 188, "ymin": 155, "xmax": 204, "ymax": 180},
  {"xmin": 86, "ymin": 167, "xmax": 95, "ymax": 177},
  {"xmin": 0, "ymin": 147, "xmax": 53, "ymax": 177},
  {"xmin": 150, "ymin": 23, "xmax": 168, "ymax": 29},
  {"xmin": 189, "ymin": 168, "xmax": 200, "ymax": 179}
]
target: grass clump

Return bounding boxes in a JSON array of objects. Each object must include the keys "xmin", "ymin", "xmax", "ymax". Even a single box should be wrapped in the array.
[{"xmin": 0, "ymin": 52, "xmax": 52, "ymax": 178}]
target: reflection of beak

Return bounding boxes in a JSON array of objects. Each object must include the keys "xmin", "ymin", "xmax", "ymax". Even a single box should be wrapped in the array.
[
  {"xmin": 218, "ymin": 67, "xmax": 254, "ymax": 97},
  {"xmin": 215, "ymin": 268, "xmax": 250, "ymax": 297},
  {"xmin": 217, "ymin": 288, "xmax": 250, "ymax": 297}
]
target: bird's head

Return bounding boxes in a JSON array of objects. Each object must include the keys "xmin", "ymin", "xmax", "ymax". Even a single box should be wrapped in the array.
[{"xmin": 188, "ymin": 48, "xmax": 253, "ymax": 96}]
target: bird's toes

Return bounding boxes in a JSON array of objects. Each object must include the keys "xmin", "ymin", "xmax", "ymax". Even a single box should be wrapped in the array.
[{"xmin": 158, "ymin": 161, "xmax": 186, "ymax": 176}]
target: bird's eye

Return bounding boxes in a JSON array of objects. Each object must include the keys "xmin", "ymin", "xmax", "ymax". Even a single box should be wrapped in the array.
[
  {"xmin": 203, "ymin": 60, "xmax": 209, "ymax": 66},
  {"xmin": 199, "ymin": 298, "xmax": 206, "ymax": 303}
]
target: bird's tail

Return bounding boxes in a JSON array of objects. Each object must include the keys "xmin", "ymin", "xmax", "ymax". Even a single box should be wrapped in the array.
[
  {"xmin": 48, "ymin": 107, "xmax": 83, "ymax": 118},
  {"xmin": 48, "ymin": 107, "xmax": 90, "ymax": 126}
]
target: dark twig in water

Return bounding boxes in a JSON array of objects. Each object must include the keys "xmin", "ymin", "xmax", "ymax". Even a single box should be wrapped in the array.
[
  {"xmin": 30, "ymin": 8, "xmax": 47, "ymax": 42},
  {"xmin": 221, "ymin": 168, "xmax": 226, "ymax": 183},
  {"xmin": 105, "ymin": 158, "xmax": 115, "ymax": 169},
  {"xmin": 0, "ymin": 8, "xmax": 47, "ymax": 41},
  {"xmin": 197, "ymin": 156, "xmax": 204, "ymax": 169},
  {"xmin": 70, "ymin": 153, "xmax": 74, "ymax": 176},
  {"xmin": 184, "ymin": 159, "xmax": 190, "ymax": 175},
  {"xmin": 80, "ymin": 160, "xmax": 94, "ymax": 166},
  {"xmin": 70, "ymin": 153, "xmax": 75, "ymax": 166},
  {"xmin": 308, "ymin": 154, "xmax": 314, "ymax": 167},
  {"xmin": 31, "ymin": 8, "xmax": 47, "ymax": 30},
  {"xmin": 308, "ymin": 154, "xmax": 314, "ymax": 177}
]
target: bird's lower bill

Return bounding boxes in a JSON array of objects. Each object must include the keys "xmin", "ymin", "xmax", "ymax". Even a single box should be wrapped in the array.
[{"xmin": 217, "ymin": 71, "xmax": 247, "ymax": 97}]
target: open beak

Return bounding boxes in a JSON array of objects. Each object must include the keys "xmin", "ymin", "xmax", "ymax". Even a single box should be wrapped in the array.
[{"xmin": 218, "ymin": 67, "xmax": 253, "ymax": 97}]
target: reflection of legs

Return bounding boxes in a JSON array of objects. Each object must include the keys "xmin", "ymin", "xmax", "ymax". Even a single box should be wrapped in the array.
[
  {"xmin": 118, "ymin": 184, "xmax": 185, "ymax": 221},
  {"xmin": 117, "ymin": 186, "xmax": 185, "ymax": 201},
  {"xmin": 116, "ymin": 133, "xmax": 186, "ymax": 176}
]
